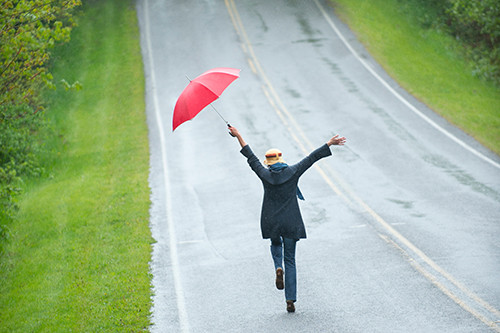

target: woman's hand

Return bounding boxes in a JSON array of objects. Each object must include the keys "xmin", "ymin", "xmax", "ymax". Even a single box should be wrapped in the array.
[
  {"xmin": 228, "ymin": 126, "xmax": 240, "ymax": 138},
  {"xmin": 228, "ymin": 126, "xmax": 247, "ymax": 148},
  {"xmin": 327, "ymin": 134, "xmax": 346, "ymax": 146}
]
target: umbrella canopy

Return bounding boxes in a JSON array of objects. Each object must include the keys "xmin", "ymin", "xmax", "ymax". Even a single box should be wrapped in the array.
[{"xmin": 173, "ymin": 67, "xmax": 240, "ymax": 131}]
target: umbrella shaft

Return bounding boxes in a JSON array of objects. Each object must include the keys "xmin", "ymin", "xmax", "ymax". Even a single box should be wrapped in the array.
[{"xmin": 210, "ymin": 103, "xmax": 228, "ymax": 124}]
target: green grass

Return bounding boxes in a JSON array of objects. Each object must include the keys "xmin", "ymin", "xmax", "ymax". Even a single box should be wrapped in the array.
[
  {"xmin": 330, "ymin": 0, "xmax": 500, "ymax": 155},
  {"xmin": 0, "ymin": 0, "xmax": 153, "ymax": 331}
]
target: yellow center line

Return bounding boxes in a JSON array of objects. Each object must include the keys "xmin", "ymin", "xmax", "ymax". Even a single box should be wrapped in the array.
[{"xmin": 224, "ymin": 0, "xmax": 500, "ymax": 330}]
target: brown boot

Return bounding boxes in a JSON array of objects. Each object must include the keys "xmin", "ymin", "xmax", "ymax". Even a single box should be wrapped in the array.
[
  {"xmin": 286, "ymin": 300, "xmax": 295, "ymax": 313},
  {"xmin": 275, "ymin": 268, "xmax": 284, "ymax": 290}
]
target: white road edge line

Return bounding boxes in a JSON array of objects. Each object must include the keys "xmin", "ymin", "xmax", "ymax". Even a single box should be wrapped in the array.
[
  {"xmin": 313, "ymin": 0, "xmax": 500, "ymax": 170},
  {"xmin": 143, "ymin": 1, "xmax": 190, "ymax": 332}
]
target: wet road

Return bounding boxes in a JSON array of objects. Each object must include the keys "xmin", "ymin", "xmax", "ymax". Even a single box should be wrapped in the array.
[{"xmin": 136, "ymin": 0, "xmax": 500, "ymax": 332}]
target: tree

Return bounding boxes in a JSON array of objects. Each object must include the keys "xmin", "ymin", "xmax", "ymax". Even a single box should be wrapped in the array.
[
  {"xmin": 0, "ymin": 0, "xmax": 81, "ymax": 106},
  {"xmin": 0, "ymin": 0, "xmax": 81, "ymax": 244},
  {"xmin": 447, "ymin": 0, "xmax": 500, "ymax": 47},
  {"xmin": 446, "ymin": 0, "xmax": 500, "ymax": 82}
]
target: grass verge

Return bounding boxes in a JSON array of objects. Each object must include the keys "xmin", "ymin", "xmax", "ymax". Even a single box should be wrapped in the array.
[
  {"xmin": 330, "ymin": 0, "xmax": 500, "ymax": 155},
  {"xmin": 0, "ymin": 0, "xmax": 153, "ymax": 331}
]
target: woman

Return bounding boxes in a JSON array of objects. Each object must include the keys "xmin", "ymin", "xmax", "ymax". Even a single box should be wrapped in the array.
[{"xmin": 228, "ymin": 126, "xmax": 346, "ymax": 312}]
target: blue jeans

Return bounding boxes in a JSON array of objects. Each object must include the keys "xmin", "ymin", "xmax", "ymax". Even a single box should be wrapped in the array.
[{"xmin": 270, "ymin": 237, "xmax": 297, "ymax": 302}]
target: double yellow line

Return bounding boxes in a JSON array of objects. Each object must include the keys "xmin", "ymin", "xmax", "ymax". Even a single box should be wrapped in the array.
[{"xmin": 224, "ymin": 0, "xmax": 500, "ymax": 331}]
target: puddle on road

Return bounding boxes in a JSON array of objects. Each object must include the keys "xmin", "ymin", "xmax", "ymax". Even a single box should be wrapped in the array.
[
  {"xmin": 309, "ymin": 207, "xmax": 328, "ymax": 225},
  {"xmin": 387, "ymin": 198, "xmax": 414, "ymax": 209},
  {"xmin": 285, "ymin": 85, "xmax": 302, "ymax": 99},
  {"xmin": 321, "ymin": 57, "xmax": 359, "ymax": 94},
  {"xmin": 256, "ymin": 12, "xmax": 269, "ymax": 33},
  {"xmin": 423, "ymin": 154, "xmax": 500, "ymax": 202},
  {"xmin": 293, "ymin": 9, "xmax": 324, "ymax": 47},
  {"xmin": 296, "ymin": 15, "xmax": 317, "ymax": 38},
  {"xmin": 292, "ymin": 38, "xmax": 327, "ymax": 45},
  {"xmin": 369, "ymin": 105, "xmax": 417, "ymax": 143},
  {"xmin": 386, "ymin": 198, "xmax": 426, "ymax": 219}
]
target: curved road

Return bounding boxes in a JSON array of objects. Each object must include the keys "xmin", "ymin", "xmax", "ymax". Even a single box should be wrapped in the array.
[{"xmin": 136, "ymin": 0, "xmax": 500, "ymax": 332}]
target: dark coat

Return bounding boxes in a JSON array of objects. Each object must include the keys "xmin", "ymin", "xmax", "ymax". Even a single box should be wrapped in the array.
[{"xmin": 240, "ymin": 144, "xmax": 332, "ymax": 239}]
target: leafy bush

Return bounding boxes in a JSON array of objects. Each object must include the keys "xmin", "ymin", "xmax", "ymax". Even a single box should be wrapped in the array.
[
  {"xmin": 397, "ymin": 0, "xmax": 500, "ymax": 84},
  {"xmin": 0, "ymin": 0, "xmax": 81, "ymax": 247},
  {"xmin": 0, "ymin": 103, "xmax": 46, "ymax": 246},
  {"xmin": 446, "ymin": 0, "xmax": 500, "ymax": 82},
  {"xmin": 447, "ymin": 0, "xmax": 499, "ymax": 47},
  {"xmin": 0, "ymin": 0, "xmax": 81, "ymax": 106}
]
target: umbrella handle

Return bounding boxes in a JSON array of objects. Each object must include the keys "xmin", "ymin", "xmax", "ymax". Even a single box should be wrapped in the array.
[{"xmin": 227, "ymin": 123, "xmax": 235, "ymax": 137}]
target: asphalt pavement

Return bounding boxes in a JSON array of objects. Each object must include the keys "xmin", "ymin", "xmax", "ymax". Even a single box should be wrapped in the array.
[{"xmin": 136, "ymin": 0, "xmax": 500, "ymax": 332}]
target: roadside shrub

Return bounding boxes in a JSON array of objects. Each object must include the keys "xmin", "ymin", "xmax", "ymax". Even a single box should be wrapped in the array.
[
  {"xmin": 0, "ymin": 0, "xmax": 81, "ymax": 106},
  {"xmin": 396, "ymin": 0, "xmax": 500, "ymax": 84},
  {"xmin": 446, "ymin": 0, "xmax": 500, "ymax": 83},
  {"xmin": 0, "ymin": 103, "xmax": 45, "ymax": 247},
  {"xmin": 0, "ymin": 0, "xmax": 81, "ymax": 249}
]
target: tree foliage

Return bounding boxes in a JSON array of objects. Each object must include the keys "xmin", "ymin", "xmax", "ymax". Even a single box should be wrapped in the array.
[
  {"xmin": 447, "ymin": 0, "xmax": 500, "ymax": 47},
  {"xmin": 1, "ymin": 0, "xmax": 81, "ymax": 106},
  {"xmin": 0, "ymin": 103, "xmax": 44, "ymax": 241},
  {"xmin": 446, "ymin": 0, "xmax": 500, "ymax": 82},
  {"xmin": 402, "ymin": 0, "xmax": 500, "ymax": 83},
  {"xmin": 1, "ymin": 0, "xmax": 81, "ymax": 245}
]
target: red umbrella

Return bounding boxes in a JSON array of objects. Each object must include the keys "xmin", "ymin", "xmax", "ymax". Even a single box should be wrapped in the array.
[{"xmin": 173, "ymin": 67, "xmax": 241, "ymax": 131}]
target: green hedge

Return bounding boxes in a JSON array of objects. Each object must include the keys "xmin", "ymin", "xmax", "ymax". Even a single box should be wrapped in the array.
[
  {"xmin": 0, "ymin": 103, "xmax": 45, "ymax": 248},
  {"xmin": 398, "ymin": 0, "xmax": 500, "ymax": 84}
]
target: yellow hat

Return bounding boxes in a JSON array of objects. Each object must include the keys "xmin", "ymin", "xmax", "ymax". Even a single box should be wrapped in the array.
[{"xmin": 264, "ymin": 148, "xmax": 285, "ymax": 165}]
